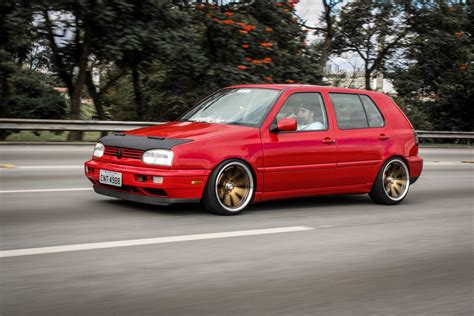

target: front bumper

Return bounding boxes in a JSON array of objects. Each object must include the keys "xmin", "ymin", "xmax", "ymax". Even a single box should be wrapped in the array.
[
  {"xmin": 85, "ymin": 159, "xmax": 210, "ymax": 204},
  {"xmin": 93, "ymin": 185, "xmax": 199, "ymax": 205}
]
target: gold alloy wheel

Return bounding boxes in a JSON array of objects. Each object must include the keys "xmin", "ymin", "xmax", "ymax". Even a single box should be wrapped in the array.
[
  {"xmin": 383, "ymin": 160, "xmax": 409, "ymax": 200},
  {"xmin": 215, "ymin": 163, "xmax": 253, "ymax": 211}
]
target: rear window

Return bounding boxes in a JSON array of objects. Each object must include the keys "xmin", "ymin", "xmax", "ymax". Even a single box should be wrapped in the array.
[{"xmin": 329, "ymin": 93, "xmax": 384, "ymax": 129}]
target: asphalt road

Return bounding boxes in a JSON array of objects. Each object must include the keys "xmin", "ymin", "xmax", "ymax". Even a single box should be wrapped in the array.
[{"xmin": 1, "ymin": 146, "xmax": 473, "ymax": 315}]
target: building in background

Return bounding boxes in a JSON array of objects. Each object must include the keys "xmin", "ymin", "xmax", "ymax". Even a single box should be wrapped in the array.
[{"xmin": 324, "ymin": 64, "xmax": 396, "ymax": 95}]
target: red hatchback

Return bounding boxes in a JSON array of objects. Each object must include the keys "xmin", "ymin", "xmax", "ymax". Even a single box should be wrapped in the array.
[{"xmin": 85, "ymin": 84, "xmax": 423, "ymax": 215}]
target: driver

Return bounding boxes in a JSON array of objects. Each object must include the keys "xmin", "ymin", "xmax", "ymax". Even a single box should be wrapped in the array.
[{"xmin": 295, "ymin": 106, "xmax": 324, "ymax": 131}]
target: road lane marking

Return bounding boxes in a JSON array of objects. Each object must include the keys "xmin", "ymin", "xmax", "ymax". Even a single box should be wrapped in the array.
[
  {"xmin": 16, "ymin": 165, "xmax": 84, "ymax": 169},
  {"xmin": 0, "ymin": 163, "xmax": 16, "ymax": 168},
  {"xmin": 0, "ymin": 226, "xmax": 314, "ymax": 258},
  {"xmin": 0, "ymin": 165, "xmax": 84, "ymax": 170},
  {"xmin": 0, "ymin": 188, "xmax": 93, "ymax": 194},
  {"xmin": 424, "ymin": 161, "xmax": 474, "ymax": 166}
]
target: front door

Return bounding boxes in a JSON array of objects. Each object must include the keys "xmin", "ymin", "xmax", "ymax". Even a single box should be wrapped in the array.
[{"xmin": 260, "ymin": 90, "xmax": 338, "ymax": 198}]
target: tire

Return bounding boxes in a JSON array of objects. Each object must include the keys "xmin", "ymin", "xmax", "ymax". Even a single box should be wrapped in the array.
[
  {"xmin": 369, "ymin": 158, "xmax": 410, "ymax": 205},
  {"xmin": 202, "ymin": 159, "xmax": 255, "ymax": 215}
]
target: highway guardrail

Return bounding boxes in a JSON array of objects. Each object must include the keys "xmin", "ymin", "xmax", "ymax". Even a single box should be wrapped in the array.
[
  {"xmin": 0, "ymin": 119, "xmax": 473, "ymax": 143},
  {"xmin": 0, "ymin": 118, "xmax": 161, "ymax": 132}
]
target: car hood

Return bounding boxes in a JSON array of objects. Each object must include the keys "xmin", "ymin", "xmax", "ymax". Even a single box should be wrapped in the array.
[{"xmin": 125, "ymin": 121, "xmax": 257, "ymax": 142}]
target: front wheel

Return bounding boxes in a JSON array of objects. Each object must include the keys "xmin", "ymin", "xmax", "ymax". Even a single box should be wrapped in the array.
[
  {"xmin": 369, "ymin": 158, "xmax": 410, "ymax": 205},
  {"xmin": 202, "ymin": 160, "xmax": 255, "ymax": 215}
]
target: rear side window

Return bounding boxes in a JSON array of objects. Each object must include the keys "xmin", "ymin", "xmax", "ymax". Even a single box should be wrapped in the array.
[
  {"xmin": 330, "ymin": 93, "xmax": 384, "ymax": 129},
  {"xmin": 360, "ymin": 95, "xmax": 384, "ymax": 127},
  {"xmin": 330, "ymin": 93, "xmax": 368, "ymax": 129}
]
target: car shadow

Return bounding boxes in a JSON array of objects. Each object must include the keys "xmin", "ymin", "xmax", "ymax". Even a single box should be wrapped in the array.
[
  {"xmin": 97, "ymin": 193, "xmax": 377, "ymax": 217},
  {"xmin": 98, "ymin": 199, "xmax": 206, "ymax": 216},
  {"xmin": 246, "ymin": 194, "xmax": 374, "ymax": 213}
]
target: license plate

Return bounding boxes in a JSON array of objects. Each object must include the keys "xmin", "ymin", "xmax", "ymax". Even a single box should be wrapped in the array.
[{"xmin": 99, "ymin": 170, "xmax": 122, "ymax": 187}]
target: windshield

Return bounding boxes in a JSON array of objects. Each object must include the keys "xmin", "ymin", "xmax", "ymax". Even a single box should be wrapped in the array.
[{"xmin": 180, "ymin": 88, "xmax": 280, "ymax": 127}]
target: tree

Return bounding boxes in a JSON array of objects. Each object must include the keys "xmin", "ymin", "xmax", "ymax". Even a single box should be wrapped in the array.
[
  {"xmin": 389, "ymin": 1, "xmax": 473, "ymax": 131},
  {"xmin": 298, "ymin": 0, "xmax": 344, "ymax": 69},
  {"xmin": 0, "ymin": 1, "xmax": 67, "ymax": 140},
  {"xmin": 32, "ymin": 1, "xmax": 181, "ymax": 137},
  {"xmin": 107, "ymin": 0, "xmax": 324, "ymax": 122},
  {"xmin": 0, "ymin": 56, "xmax": 67, "ymax": 140},
  {"xmin": 332, "ymin": 0, "xmax": 409, "ymax": 90}
]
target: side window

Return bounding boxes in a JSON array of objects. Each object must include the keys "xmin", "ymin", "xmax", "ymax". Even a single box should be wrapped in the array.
[
  {"xmin": 360, "ymin": 95, "xmax": 384, "ymax": 127},
  {"xmin": 330, "ymin": 93, "xmax": 369, "ymax": 129},
  {"xmin": 276, "ymin": 93, "xmax": 328, "ymax": 131}
]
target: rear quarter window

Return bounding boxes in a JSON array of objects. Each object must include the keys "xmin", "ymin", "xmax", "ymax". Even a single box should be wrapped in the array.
[{"xmin": 359, "ymin": 95, "xmax": 385, "ymax": 128}]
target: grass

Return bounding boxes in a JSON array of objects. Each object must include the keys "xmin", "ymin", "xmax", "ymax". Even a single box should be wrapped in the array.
[{"xmin": 5, "ymin": 131, "xmax": 104, "ymax": 142}]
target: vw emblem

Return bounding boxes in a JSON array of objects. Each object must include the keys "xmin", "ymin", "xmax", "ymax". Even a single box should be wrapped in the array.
[{"xmin": 116, "ymin": 148, "xmax": 123, "ymax": 159}]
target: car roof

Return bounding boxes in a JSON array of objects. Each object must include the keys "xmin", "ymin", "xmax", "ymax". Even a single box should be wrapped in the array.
[{"xmin": 226, "ymin": 84, "xmax": 383, "ymax": 96}]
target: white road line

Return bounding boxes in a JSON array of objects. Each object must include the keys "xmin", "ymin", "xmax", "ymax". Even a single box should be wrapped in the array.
[
  {"xmin": 0, "ymin": 226, "xmax": 314, "ymax": 258},
  {"xmin": 424, "ymin": 162, "xmax": 473, "ymax": 166},
  {"xmin": 0, "ymin": 188, "xmax": 93, "ymax": 194},
  {"xmin": 0, "ymin": 165, "xmax": 84, "ymax": 170},
  {"xmin": 16, "ymin": 165, "xmax": 84, "ymax": 169}
]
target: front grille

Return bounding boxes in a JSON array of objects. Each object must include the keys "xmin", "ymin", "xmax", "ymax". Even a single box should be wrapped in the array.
[{"xmin": 104, "ymin": 146, "xmax": 144, "ymax": 160}]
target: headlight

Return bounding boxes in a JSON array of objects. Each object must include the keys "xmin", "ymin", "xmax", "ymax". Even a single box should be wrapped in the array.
[
  {"xmin": 93, "ymin": 142, "xmax": 104, "ymax": 158},
  {"xmin": 142, "ymin": 149, "xmax": 174, "ymax": 166}
]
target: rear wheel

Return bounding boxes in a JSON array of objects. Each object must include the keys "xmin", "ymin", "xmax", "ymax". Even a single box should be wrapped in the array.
[
  {"xmin": 369, "ymin": 158, "xmax": 410, "ymax": 205},
  {"xmin": 202, "ymin": 160, "xmax": 254, "ymax": 215}
]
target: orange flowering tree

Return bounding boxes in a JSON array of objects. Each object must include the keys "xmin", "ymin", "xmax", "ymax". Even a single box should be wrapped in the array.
[
  {"xmin": 193, "ymin": 0, "xmax": 322, "ymax": 86},
  {"xmin": 128, "ymin": 0, "xmax": 323, "ymax": 120}
]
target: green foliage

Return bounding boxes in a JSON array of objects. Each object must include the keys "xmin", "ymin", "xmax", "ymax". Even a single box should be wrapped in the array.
[
  {"xmin": 332, "ymin": 0, "xmax": 409, "ymax": 89},
  {"xmin": 108, "ymin": 0, "xmax": 323, "ymax": 121},
  {"xmin": 0, "ymin": 50, "xmax": 67, "ymax": 139},
  {"xmin": 392, "ymin": 96, "xmax": 433, "ymax": 130},
  {"xmin": 0, "ymin": 0, "xmax": 36, "ymax": 62},
  {"xmin": 389, "ymin": 2, "xmax": 473, "ymax": 131},
  {"xmin": 1, "ymin": 67, "xmax": 67, "ymax": 119}
]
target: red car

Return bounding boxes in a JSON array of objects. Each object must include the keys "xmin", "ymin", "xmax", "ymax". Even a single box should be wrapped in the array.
[{"xmin": 85, "ymin": 84, "xmax": 423, "ymax": 215}]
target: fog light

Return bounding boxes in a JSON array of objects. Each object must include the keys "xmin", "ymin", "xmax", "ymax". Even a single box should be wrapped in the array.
[{"xmin": 153, "ymin": 176, "xmax": 163, "ymax": 184}]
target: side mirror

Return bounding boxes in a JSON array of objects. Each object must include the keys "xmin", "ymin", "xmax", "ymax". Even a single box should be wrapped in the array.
[{"xmin": 277, "ymin": 118, "xmax": 297, "ymax": 132}]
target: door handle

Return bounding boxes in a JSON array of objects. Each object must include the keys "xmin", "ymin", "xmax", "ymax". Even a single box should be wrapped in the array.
[
  {"xmin": 378, "ymin": 134, "xmax": 390, "ymax": 140},
  {"xmin": 322, "ymin": 137, "xmax": 336, "ymax": 144}
]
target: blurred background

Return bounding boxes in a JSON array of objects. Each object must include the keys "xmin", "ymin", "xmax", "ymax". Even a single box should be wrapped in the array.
[
  {"xmin": 0, "ymin": 0, "xmax": 472, "ymax": 141},
  {"xmin": 1, "ymin": 2, "xmax": 473, "ymax": 315}
]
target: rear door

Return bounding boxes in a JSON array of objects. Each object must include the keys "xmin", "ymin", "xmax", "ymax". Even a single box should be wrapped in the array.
[
  {"xmin": 260, "ymin": 89, "xmax": 338, "ymax": 196},
  {"xmin": 328, "ymin": 92, "xmax": 389, "ymax": 186}
]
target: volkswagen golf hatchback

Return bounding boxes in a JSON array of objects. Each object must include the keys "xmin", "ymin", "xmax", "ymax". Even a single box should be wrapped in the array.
[{"xmin": 85, "ymin": 85, "xmax": 423, "ymax": 215}]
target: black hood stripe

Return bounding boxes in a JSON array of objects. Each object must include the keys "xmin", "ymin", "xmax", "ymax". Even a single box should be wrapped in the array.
[{"xmin": 99, "ymin": 134, "xmax": 192, "ymax": 151}]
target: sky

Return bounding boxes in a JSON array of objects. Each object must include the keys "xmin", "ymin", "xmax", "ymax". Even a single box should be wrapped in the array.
[
  {"xmin": 296, "ymin": 0, "xmax": 360, "ymax": 72},
  {"xmin": 296, "ymin": 0, "xmax": 324, "ymax": 29}
]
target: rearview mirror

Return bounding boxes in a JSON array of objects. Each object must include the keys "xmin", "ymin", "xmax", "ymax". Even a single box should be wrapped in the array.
[{"xmin": 277, "ymin": 118, "xmax": 297, "ymax": 132}]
